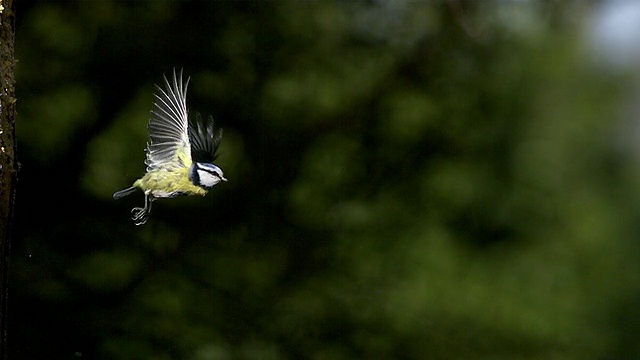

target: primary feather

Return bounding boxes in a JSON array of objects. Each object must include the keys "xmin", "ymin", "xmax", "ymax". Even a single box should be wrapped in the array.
[
  {"xmin": 190, "ymin": 113, "xmax": 223, "ymax": 164},
  {"xmin": 145, "ymin": 69, "xmax": 192, "ymax": 171}
]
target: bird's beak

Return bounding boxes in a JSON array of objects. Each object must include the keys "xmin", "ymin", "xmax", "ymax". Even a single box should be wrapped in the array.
[{"xmin": 221, "ymin": 176, "xmax": 227, "ymax": 182}]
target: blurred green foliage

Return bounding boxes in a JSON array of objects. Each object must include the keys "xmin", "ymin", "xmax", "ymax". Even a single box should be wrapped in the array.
[{"xmin": 8, "ymin": 1, "xmax": 640, "ymax": 359}]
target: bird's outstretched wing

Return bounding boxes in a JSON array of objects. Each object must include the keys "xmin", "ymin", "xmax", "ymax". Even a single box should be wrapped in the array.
[
  {"xmin": 189, "ymin": 113, "xmax": 223, "ymax": 164},
  {"xmin": 145, "ymin": 69, "xmax": 192, "ymax": 171}
]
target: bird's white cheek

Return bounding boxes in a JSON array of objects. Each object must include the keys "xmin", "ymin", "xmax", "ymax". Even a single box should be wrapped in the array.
[{"xmin": 198, "ymin": 170, "xmax": 219, "ymax": 188}]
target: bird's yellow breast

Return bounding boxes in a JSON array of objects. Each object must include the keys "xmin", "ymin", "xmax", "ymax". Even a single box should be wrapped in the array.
[{"xmin": 133, "ymin": 167, "xmax": 207, "ymax": 198}]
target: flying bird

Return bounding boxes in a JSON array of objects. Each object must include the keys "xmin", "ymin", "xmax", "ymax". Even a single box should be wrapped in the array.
[{"xmin": 113, "ymin": 69, "xmax": 226, "ymax": 225}]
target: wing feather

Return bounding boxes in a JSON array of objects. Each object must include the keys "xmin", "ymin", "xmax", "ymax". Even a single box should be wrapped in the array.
[
  {"xmin": 145, "ymin": 69, "xmax": 192, "ymax": 171},
  {"xmin": 189, "ymin": 113, "xmax": 222, "ymax": 164}
]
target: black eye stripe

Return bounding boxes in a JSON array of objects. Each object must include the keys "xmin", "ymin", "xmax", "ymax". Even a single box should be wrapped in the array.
[{"xmin": 198, "ymin": 167, "xmax": 221, "ymax": 178}]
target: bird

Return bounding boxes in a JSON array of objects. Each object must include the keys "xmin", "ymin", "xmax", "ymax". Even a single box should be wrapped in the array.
[{"xmin": 113, "ymin": 69, "xmax": 226, "ymax": 225}]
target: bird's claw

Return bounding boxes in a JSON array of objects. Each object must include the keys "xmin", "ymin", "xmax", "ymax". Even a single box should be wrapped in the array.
[{"xmin": 131, "ymin": 207, "xmax": 149, "ymax": 226}]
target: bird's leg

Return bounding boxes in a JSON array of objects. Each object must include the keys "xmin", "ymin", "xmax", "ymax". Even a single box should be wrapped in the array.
[{"xmin": 131, "ymin": 194, "xmax": 154, "ymax": 225}]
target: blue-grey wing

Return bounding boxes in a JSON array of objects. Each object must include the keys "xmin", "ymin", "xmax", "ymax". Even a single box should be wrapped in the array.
[{"xmin": 145, "ymin": 69, "xmax": 192, "ymax": 171}]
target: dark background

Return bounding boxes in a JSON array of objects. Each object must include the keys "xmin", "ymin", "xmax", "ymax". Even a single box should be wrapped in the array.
[{"xmin": 8, "ymin": 1, "xmax": 640, "ymax": 359}]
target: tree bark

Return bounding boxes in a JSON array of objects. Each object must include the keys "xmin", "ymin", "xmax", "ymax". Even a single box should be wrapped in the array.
[{"xmin": 0, "ymin": 0, "xmax": 16, "ymax": 358}]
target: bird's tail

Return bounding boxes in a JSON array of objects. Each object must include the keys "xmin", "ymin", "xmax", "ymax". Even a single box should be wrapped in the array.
[{"xmin": 113, "ymin": 186, "xmax": 138, "ymax": 200}]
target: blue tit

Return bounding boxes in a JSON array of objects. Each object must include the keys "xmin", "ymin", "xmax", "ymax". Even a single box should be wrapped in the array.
[{"xmin": 113, "ymin": 69, "xmax": 226, "ymax": 225}]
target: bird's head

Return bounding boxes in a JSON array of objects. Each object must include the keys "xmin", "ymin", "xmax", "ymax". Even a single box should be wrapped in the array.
[{"xmin": 189, "ymin": 162, "xmax": 226, "ymax": 190}]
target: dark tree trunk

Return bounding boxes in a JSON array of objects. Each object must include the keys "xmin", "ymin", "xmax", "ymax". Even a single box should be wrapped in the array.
[{"xmin": 0, "ymin": 0, "xmax": 16, "ymax": 358}]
